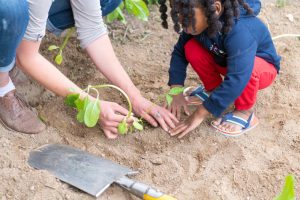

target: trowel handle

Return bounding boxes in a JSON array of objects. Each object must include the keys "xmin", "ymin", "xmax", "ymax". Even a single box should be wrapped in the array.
[{"xmin": 116, "ymin": 177, "xmax": 177, "ymax": 200}]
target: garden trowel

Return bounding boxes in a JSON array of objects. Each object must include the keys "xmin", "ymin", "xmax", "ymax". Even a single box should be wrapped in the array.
[{"xmin": 28, "ymin": 144, "xmax": 176, "ymax": 200}]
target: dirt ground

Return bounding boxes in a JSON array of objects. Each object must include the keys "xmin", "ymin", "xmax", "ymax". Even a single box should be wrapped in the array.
[{"xmin": 1, "ymin": 1, "xmax": 300, "ymax": 200}]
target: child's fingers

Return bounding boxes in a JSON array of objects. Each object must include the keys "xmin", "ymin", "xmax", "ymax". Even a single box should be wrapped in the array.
[
  {"xmin": 176, "ymin": 106, "xmax": 181, "ymax": 120},
  {"xmin": 170, "ymin": 123, "xmax": 187, "ymax": 136},
  {"xmin": 178, "ymin": 127, "xmax": 192, "ymax": 138},
  {"xmin": 170, "ymin": 106, "xmax": 176, "ymax": 116},
  {"xmin": 183, "ymin": 105, "xmax": 190, "ymax": 116},
  {"xmin": 186, "ymin": 96, "xmax": 202, "ymax": 105}
]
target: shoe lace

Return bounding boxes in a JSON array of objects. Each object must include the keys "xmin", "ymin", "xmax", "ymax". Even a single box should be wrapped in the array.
[{"xmin": 14, "ymin": 92, "xmax": 33, "ymax": 114}]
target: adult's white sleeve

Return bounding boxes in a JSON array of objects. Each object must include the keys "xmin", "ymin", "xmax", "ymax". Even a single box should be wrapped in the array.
[
  {"xmin": 71, "ymin": 0, "xmax": 108, "ymax": 49},
  {"xmin": 24, "ymin": 0, "xmax": 53, "ymax": 41}
]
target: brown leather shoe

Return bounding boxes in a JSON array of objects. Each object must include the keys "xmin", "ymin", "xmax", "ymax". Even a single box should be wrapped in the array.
[{"xmin": 0, "ymin": 90, "xmax": 46, "ymax": 134}]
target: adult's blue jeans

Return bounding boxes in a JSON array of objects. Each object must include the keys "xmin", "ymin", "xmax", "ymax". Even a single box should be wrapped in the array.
[
  {"xmin": 47, "ymin": 0, "xmax": 122, "ymax": 36},
  {"xmin": 0, "ymin": 0, "xmax": 29, "ymax": 72}
]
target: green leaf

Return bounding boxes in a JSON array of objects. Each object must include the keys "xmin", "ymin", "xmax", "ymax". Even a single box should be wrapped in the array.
[
  {"xmin": 55, "ymin": 53, "xmax": 63, "ymax": 65},
  {"xmin": 75, "ymin": 98, "xmax": 84, "ymax": 110},
  {"xmin": 133, "ymin": 120, "xmax": 143, "ymax": 131},
  {"xmin": 107, "ymin": 6, "xmax": 126, "ymax": 24},
  {"xmin": 84, "ymin": 99, "xmax": 100, "ymax": 128},
  {"xmin": 65, "ymin": 93, "xmax": 80, "ymax": 108},
  {"xmin": 274, "ymin": 175, "xmax": 295, "ymax": 200},
  {"xmin": 168, "ymin": 87, "xmax": 184, "ymax": 95},
  {"xmin": 118, "ymin": 120, "xmax": 128, "ymax": 135},
  {"xmin": 48, "ymin": 45, "xmax": 59, "ymax": 51},
  {"xmin": 166, "ymin": 94, "xmax": 173, "ymax": 106},
  {"xmin": 125, "ymin": 0, "xmax": 149, "ymax": 21},
  {"xmin": 76, "ymin": 97, "xmax": 89, "ymax": 123}
]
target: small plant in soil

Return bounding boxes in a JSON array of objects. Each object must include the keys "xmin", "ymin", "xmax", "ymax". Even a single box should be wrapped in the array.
[
  {"xmin": 65, "ymin": 85, "xmax": 186, "ymax": 135},
  {"xmin": 65, "ymin": 84, "xmax": 143, "ymax": 135},
  {"xmin": 274, "ymin": 174, "xmax": 295, "ymax": 200},
  {"xmin": 48, "ymin": 28, "xmax": 75, "ymax": 65},
  {"xmin": 106, "ymin": 0, "xmax": 158, "ymax": 24}
]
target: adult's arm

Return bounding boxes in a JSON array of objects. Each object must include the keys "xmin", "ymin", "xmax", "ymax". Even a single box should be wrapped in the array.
[
  {"xmin": 17, "ymin": 0, "xmax": 129, "ymax": 139},
  {"xmin": 70, "ymin": 0, "xmax": 177, "ymax": 131}
]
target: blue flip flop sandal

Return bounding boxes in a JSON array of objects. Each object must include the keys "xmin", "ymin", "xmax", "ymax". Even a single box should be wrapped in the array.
[{"xmin": 211, "ymin": 112, "xmax": 259, "ymax": 137}]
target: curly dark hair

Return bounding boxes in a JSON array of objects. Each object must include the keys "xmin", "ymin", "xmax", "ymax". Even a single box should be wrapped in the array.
[{"xmin": 159, "ymin": 0, "xmax": 253, "ymax": 37}]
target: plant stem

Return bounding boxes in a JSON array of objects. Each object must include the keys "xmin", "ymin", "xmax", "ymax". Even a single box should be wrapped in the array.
[
  {"xmin": 90, "ymin": 84, "xmax": 133, "ymax": 119},
  {"xmin": 272, "ymin": 34, "xmax": 300, "ymax": 40},
  {"xmin": 60, "ymin": 27, "xmax": 75, "ymax": 51},
  {"xmin": 90, "ymin": 87, "xmax": 100, "ymax": 100}
]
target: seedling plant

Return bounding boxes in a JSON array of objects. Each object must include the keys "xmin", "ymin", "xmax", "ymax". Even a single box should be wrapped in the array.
[
  {"xmin": 65, "ymin": 84, "xmax": 144, "ymax": 135},
  {"xmin": 65, "ymin": 84, "xmax": 185, "ymax": 135},
  {"xmin": 48, "ymin": 27, "xmax": 75, "ymax": 65}
]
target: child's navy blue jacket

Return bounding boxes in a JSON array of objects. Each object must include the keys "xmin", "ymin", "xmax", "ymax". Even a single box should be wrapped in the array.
[{"xmin": 168, "ymin": 0, "xmax": 281, "ymax": 117}]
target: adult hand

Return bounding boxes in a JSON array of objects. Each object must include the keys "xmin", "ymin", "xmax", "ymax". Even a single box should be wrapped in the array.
[
  {"xmin": 132, "ymin": 95, "xmax": 178, "ymax": 132},
  {"xmin": 166, "ymin": 93, "xmax": 190, "ymax": 120},
  {"xmin": 170, "ymin": 105, "xmax": 209, "ymax": 138},
  {"xmin": 98, "ymin": 100, "xmax": 130, "ymax": 139}
]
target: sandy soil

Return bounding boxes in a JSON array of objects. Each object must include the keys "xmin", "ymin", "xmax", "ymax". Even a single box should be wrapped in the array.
[{"xmin": 1, "ymin": 1, "xmax": 300, "ymax": 199}]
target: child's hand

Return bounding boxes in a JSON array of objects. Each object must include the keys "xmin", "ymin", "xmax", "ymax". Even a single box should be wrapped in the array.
[
  {"xmin": 166, "ymin": 93, "xmax": 190, "ymax": 120},
  {"xmin": 169, "ymin": 105, "xmax": 209, "ymax": 138}
]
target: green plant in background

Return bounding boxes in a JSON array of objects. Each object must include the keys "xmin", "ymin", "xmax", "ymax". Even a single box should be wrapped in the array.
[
  {"xmin": 276, "ymin": 0, "xmax": 288, "ymax": 7},
  {"xmin": 65, "ymin": 84, "xmax": 144, "ymax": 135},
  {"xmin": 106, "ymin": 0, "xmax": 158, "ymax": 24},
  {"xmin": 49, "ymin": 0, "xmax": 157, "ymax": 64},
  {"xmin": 274, "ymin": 175, "xmax": 296, "ymax": 200},
  {"xmin": 48, "ymin": 27, "xmax": 75, "ymax": 65},
  {"xmin": 165, "ymin": 87, "xmax": 185, "ymax": 106}
]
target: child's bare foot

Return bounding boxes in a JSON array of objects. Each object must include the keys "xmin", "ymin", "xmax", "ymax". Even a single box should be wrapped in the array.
[
  {"xmin": 211, "ymin": 109, "xmax": 259, "ymax": 136},
  {"xmin": 183, "ymin": 85, "xmax": 210, "ymax": 105}
]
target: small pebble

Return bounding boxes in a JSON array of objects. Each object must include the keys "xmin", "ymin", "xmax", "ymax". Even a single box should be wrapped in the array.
[{"xmin": 30, "ymin": 186, "xmax": 35, "ymax": 191}]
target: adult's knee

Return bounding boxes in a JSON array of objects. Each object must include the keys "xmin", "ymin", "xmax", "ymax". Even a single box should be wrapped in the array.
[{"xmin": 0, "ymin": 0, "xmax": 29, "ymax": 33}]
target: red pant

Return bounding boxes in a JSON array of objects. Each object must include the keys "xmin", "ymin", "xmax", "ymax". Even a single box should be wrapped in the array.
[{"xmin": 184, "ymin": 38, "xmax": 277, "ymax": 110}]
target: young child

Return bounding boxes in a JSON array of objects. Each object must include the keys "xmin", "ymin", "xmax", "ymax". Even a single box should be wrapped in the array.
[{"xmin": 159, "ymin": 0, "xmax": 280, "ymax": 138}]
